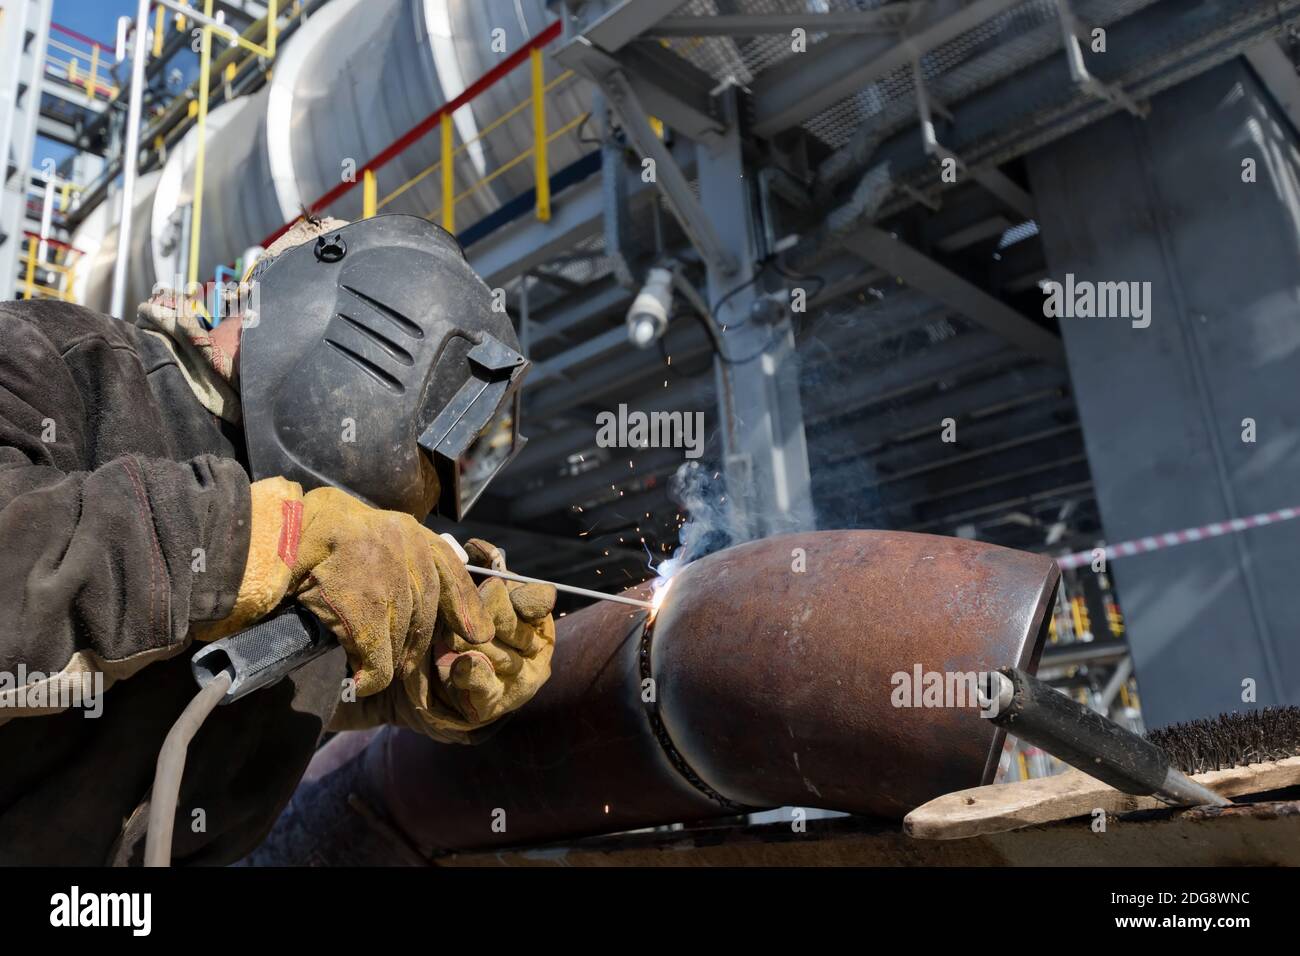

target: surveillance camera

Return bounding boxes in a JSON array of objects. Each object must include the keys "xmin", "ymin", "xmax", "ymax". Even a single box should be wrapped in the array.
[{"xmin": 626, "ymin": 267, "xmax": 674, "ymax": 349}]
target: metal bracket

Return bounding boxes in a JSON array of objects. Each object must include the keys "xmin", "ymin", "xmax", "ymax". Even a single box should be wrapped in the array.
[
  {"xmin": 598, "ymin": 70, "xmax": 737, "ymax": 276},
  {"xmin": 912, "ymin": 58, "xmax": 1036, "ymax": 220},
  {"xmin": 596, "ymin": 91, "xmax": 642, "ymax": 289},
  {"xmin": 556, "ymin": 40, "xmax": 726, "ymax": 147},
  {"xmin": 900, "ymin": 182, "xmax": 941, "ymax": 212},
  {"xmin": 1054, "ymin": 0, "xmax": 1148, "ymax": 118}
]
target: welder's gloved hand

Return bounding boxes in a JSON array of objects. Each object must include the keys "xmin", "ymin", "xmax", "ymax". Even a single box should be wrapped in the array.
[
  {"xmin": 330, "ymin": 537, "xmax": 557, "ymax": 743},
  {"xmin": 191, "ymin": 480, "xmax": 494, "ymax": 698}
]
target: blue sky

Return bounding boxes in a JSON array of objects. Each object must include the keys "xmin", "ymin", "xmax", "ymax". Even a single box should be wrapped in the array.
[{"xmin": 52, "ymin": 0, "xmax": 135, "ymax": 48}]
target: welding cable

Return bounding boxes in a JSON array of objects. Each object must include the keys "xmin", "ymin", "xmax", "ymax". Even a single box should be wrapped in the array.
[
  {"xmin": 143, "ymin": 670, "xmax": 233, "ymax": 867},
  {"xmin": 674, "ymin": 257, "xmax": 818, "ymax": 365},
  {"xmin": 707, "ymin": 258, "xmax": 770, "ymax": 332},
  {"xmin": 659, "ymin": 315, "xmax": 715, "ymax": 378},
  {"xmin": 770, "ymin": 257, "xmax": 826, "ymax": 302},
  {"xmin": 574, "ymin": 111, "xmax": 603, "ymax": 148},
  {"xmin": 707, "ymin": 258, "xmax": 824, "ymax": 362},
  {"xmin": 663, "ymin": 263, "xmax": 763, "ymax": 364}
]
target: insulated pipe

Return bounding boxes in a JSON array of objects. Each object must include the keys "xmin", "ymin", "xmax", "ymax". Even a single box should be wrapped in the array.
[
  {"xmin": 80, "ymin": 0, "xmax": 593, "ymax": 310},
  {"xmin": 248, "ymin": 530, "xmax": 1058, "ymax": 863}
]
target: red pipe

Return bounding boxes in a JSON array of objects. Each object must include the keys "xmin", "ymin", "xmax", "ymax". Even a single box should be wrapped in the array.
[
  {"xmin": 23, "ymin": 231, "xmax": 85, "ymax": 256},
  {"xmin": 50, "ymin": 22, "xmax": 114, "ymax": 51}
]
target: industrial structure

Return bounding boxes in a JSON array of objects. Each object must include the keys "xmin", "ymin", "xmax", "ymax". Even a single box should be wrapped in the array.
[{"xmin": 3, "ymin": 0, "xmax": 1300, "ymax": 861}]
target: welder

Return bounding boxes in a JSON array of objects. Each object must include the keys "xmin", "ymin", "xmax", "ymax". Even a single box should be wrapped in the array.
[{"xmin": 0, "ymin": 215, "xmax": 553, "ymax": 865}]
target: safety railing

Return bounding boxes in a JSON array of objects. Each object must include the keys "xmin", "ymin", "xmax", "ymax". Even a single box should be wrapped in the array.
[
  {"xmin": 260, "ymin": 19, "xmax": 576, "ymax": 253},
  {"xmin": 16, "ymin": 233, "xmax": 84, "ymax": 303},
  {"xmin": 26, "ymin": 173, "xmax": 85, "ymax": 218},
  {"xmin": 178, "ymin": 0, "xmax": 282, "ymax": 286},
  {"xmin": 46, "ymin": 23, "xmax": 118, "ymax": 102},
  {"xmin": 368, "ymin": 60, "xmax": 581, "ymax": 230}
]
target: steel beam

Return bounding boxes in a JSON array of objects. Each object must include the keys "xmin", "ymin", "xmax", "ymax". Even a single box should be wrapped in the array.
[
  {"xmin": 502, "ymin": 376, "xmax": 717, "ymax": 493},
  {"xmin": 804, "ymin": 331, "xmax": 1016, "ymax": 427},
  {"xmin": 648, "ymin": 8, "xmax": 924, "ymax": 37},
  {"xmin": 526, "ymin": 318, "xmax": 713, "ymax": 419},
  {"xmin": 527, "ymin": 278, "xmax": 632, "ymax": 349},
  {"xmin": 556, "ymin": 41, "xmax": 725, "ymax": 146},
  {"xmin": 750, "ymin": 0, "xmax": 1025, "ymax": 138},
  {"xmin": 35, "ymin": 115, "xmax": 80, "ymax": 149},
  {"xmin": 0, "ymin": 0, "xmax": 53, "ymax": 302},
  {"xmin": 595, "ymin": 68, "xmax": 738, "ymax": 273},
  {"xmin": 840, "ymin": 226, "xmax": 1065, "ymax": 363},
  {"xmin": 1245, "ymin": 39, "xmax": 1300, "ymax": 136},
  {"xmin": 807, "ymin": 364, "xmax": 1065, "ymax": 450},
  {"xmin": 530, "ymin": 324, "xmax": 631, "ymax": 386},
  {"xmin": 595, "ymin": 69, "xmax": 735, "ymax": 274},
  {"xmin": 467, "ymin": 143, "xmax": 691, "ymax": 288},
  {"xmin": 510, "ymin": 447, "xmax": 686, "ymax": 523},
  {"xmin": 1027, "ymin": 59, "xmax": 1300, "ymax": 723},
  {"xmin": 558, "ymin": 0, "xmax": 685, "ymax": 55},
  {"xmin": 607, "ymin": 41, "xmax": 725, "ymax": 145},
  {"xmin": 904, "ymin": 479, "xmax": 1095, "ymax": 535}
]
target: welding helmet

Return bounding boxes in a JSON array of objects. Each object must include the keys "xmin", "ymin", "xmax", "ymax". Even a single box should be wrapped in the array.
[{"xmin": 239, "ymin": 215, "xmax": 529, "ymax": 519}]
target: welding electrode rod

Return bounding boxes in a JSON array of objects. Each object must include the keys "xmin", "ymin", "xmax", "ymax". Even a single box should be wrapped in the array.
[{"xmin": 465, "ymin": 565, "xmax": 655, "ymax": 610}]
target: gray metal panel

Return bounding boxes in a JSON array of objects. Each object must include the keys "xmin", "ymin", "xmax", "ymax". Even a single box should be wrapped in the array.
[
  {"xmin": 1027, "ymin": 59, "xmax": 1300, "ymax": 724},
  {"xmin": 841, "ymin": 225, "xmax": 1064, "ymax": 363},
  {"xmin": 0, "ymin": 0, "xmax": 52, "ymax": 301}
]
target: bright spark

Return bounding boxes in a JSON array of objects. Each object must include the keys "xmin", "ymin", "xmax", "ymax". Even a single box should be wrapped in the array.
[{"xmin": 650, "ymin": 574, "xmax": 673, "ymax": 618}]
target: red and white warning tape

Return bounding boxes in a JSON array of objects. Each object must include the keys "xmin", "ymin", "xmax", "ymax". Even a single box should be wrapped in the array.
[{"xmin": 1055, "ymin": 506, "xmax": 1300, "ymax": 570}]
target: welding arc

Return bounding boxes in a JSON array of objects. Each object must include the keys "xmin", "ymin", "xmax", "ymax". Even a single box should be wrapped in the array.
[{"xmin": 465, "ymin": 565, "xmax": 654, "ymax": 610}]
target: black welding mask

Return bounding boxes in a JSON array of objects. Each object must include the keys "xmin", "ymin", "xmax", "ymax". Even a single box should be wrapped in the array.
[{"xmin": 239, "ymin": 215, "xmax": 529, "ymax": 520}]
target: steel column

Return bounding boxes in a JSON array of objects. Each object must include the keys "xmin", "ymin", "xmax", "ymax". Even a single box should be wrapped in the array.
[
  {"xmin": 699, "ymin": 93, "xmax": 814, "ymax": 540},
  {"xmin": 1026, "ymin": 59, "xmax": 1300, "ymax": 724},
  {"xmin": 0, "ymin": 0, "xmax": 53, "ymax": 302},
  {"xmin": 108, "ymin": 0, "xmax": 150, "ymax": 319}
]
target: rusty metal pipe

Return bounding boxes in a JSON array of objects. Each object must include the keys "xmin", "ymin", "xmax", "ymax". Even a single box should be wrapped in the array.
[{"xmin": 247, "ymin": 530, "xmax": 1058, "ymax": 864}]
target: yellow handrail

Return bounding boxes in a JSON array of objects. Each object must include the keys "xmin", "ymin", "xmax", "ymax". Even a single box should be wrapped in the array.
[
  {"xmin": 377, "ymin": 71, "xmax": 578, "ymax": 220},
  {"xmin": 531, "ymin": 48, "xmax": 549, "ymax": 222},
  {"xmin": 19, "ymin": 255, "xmax": 76, "ymax": 276},
  {"xmin": 23, "ymin": 237, "xmax": 38, "ymax": 299},
  {"xmin": 187, "ymin": 0, "xmax": 279, "ymax": 285},
  {"xmin": 362, "ymin": 168, "xmax": 377, "ymax": 218},
  {"xmin": 440, "ymin": 114, "xmax": 455, "ymax": 233},
  {"xmin": 427, "ymin": 111, "xmax": 585, "ymax": 222}
]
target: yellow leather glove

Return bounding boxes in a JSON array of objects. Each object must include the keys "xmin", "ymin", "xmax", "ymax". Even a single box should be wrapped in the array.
[
  {"xmin": 193, "ymin": 479, "xmax": 494, "ymax": 698},
  {"xmin": 330, "ymin": 537, "xmax": 556, "ymax": 742}
]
